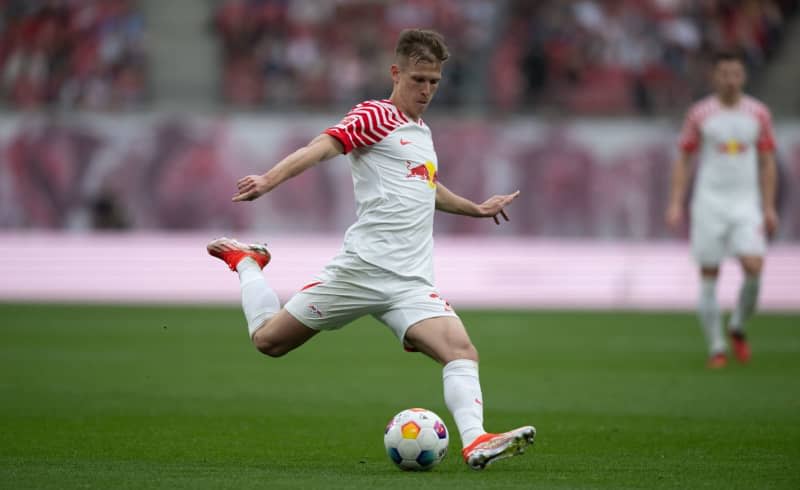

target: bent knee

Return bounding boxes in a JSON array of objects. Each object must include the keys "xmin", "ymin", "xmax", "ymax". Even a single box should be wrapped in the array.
[
  {"xmin": 739, "ymin": 256, "xmax": 763, "ymax": 275},
  {"xmin": 254, "ymin": 341, "xmax": 289, "ymax": 358},
  {"xmin": 252, "ymin": 333, "xmax": 289, "ymax": 358},
  {"xmin": 742, "ymin": 262, "xmax": 763, "ymax": 276},
  {"xmin": 464, "ymin": 344, "xmax": 479, "ymax": 362},
  {"xmin": 452, "ymin": 342, "xmax": 479, "ymax": 363}
]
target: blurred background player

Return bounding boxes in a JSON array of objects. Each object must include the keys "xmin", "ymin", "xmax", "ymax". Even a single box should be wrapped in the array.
[
  {"xmin": 207, "ymin": 28, "xmax": 535, "ymax": 470},
  {"xmin": 666, "ymin": 51, "xmax": 779, "ymax": 369}
]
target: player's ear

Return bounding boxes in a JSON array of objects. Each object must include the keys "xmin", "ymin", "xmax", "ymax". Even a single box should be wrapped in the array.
[{"xmin": 391, "ymin": 64, "xmax": 400, "ymax": 83}]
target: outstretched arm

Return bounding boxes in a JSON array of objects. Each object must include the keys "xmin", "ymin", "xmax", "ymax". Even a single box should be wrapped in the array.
[
  {"xmin": 232, "ymin": 134, "xmax": 344, "ymax": 202},
  {"xmin": 435, "ymin": 182, "xmax": 520, "ymax": 225}
]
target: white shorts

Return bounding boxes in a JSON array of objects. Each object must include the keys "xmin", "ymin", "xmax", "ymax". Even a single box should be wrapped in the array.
[
  {"xmin": 690, "ymin": 209, "xmax": 766, "ymax": 266},
  {"xmin": 284, "ymin": 251, "xmax": 458, "ymax": 348}
]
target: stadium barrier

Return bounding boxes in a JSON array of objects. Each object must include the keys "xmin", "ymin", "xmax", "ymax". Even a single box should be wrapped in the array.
[
  {"xmin": 2, "ymin": 115, "xmax": 799, "ymax": 241},
  {"xmin": 1, "ymin": 232, "xmax": 797, "ymax": 311}
]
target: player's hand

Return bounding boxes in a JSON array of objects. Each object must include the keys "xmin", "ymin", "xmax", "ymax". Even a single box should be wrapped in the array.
[
  {"xmin": 477, "ymin": 190, "xmax": 520, "ymax": 225},
  {"xmin": 665, "ymin": 203, "xmax": 683, "ymax": 232},
  {"xmin": 764, "ymin": 206, "xmax": 779, "ymax": 238},
  {"xmin": 232, "ymin": 174, "xmax": 270, "ymax": 202}
]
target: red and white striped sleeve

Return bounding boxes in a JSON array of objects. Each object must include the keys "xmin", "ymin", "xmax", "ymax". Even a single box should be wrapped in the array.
[
  {"xmin": 324, "ymin": 100, "xmax": 406, "ymax": 154},
  {"xmin": 753, "ymin": 102, "xmax": 776, "ymax": 153},
  {"xmin": 678, "ymin": 102, "xmax": 703, "ymax": 154}
]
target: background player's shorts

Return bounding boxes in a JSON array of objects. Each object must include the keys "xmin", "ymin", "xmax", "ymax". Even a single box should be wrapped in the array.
[
  {"xmin": 690, "ymin": 208, "xmax": 766, "ymax": 266},
  {"xmin": 284, "ymin": 251, "xmax": 458, "ymax": 348}
]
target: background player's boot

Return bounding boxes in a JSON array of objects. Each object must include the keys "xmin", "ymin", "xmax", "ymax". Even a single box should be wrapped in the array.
[
  {"xmin": 207, "ymin": 237, "xmax": 271, "ymax": 271},
  {"xmin": 707, "ymin": 352, "xmax": 727, "ymax": 369},
  {"xmin": 461, "ymin": 426, "xmax": 535, "ymax": 470},
  {"xmin": 729, "ymin": 330, "xmax": 751, "ymax": 364}
]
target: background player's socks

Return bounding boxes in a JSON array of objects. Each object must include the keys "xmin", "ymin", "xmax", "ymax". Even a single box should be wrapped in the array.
[
  {"xmin": 237, "ymin": 257, "xmax": 281, "ymax": 338},
  {"xmin": 729, "ymin": 275, "xmax": 760, "ymax": 332},
  {"xmin": 443, "ymin": 359, "xmax": 486, "ymax": 447},
  {"xmin": 698, "ymin": 276, "xmax": 725, "ymax": 355}
]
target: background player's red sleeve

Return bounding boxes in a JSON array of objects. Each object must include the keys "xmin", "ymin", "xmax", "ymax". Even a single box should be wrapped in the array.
[
  {"xmin": 678, "ymin": 109, "xmax": 700, "ymax": 153},
  {"xmin": 757, "ymin": 107, "xmax": 776, "ymax": 152}
]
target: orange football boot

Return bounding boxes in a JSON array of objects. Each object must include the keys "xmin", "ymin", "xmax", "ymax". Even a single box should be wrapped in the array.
[
  {"xmin": 207, "ymin": 237, "xmax": 271, "ymax": 271},
  {"xmin": 461, "ymin": 426, "xmax": 536, "ymax": 470}
]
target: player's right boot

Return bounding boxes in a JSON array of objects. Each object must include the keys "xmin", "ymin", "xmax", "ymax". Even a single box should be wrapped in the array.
[
  {"xmin": 461, "ymin": 426, "xmax": 536, "ymax": 470},
  {"xmin": 728, "ymin": 330, "xmax": 751, "ymax": 364},
  {"xmin": 207, "ymin": 237, "xmax": 271, "ymax": 271},
  {"xmin": 707, "ymin": 352, "xmax": 727, "ymax": 369}
]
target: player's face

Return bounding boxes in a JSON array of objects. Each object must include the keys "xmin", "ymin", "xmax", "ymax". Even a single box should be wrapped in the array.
[
  {"xmin": 713, "ymin": 60, "xmax": 746, "ymax": 100},
  {"xmin": 391, "ymin": 59, "xmax": 442, "ymax": 119}
]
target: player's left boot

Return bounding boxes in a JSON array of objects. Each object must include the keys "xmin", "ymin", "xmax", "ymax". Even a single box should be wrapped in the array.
[
  {"xmin": 728, "ymin": 329, "xmax": 751, "ymax": 364},
  {"xmin": 461, "ymin": 426, "xmax": 536, "ymax": 470},
  {"xmin": 207, "ymin": 237, "xmax": 271, "ymax": 271}
]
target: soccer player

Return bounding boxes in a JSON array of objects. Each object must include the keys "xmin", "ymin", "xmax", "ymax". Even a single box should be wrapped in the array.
[
  {"xmin": 207, "ymin": 28, "xmax": 535, "ymax": 469},
  {"xmin": 666, "ymin": 51, "xmax": 779, "ymax": 369}
]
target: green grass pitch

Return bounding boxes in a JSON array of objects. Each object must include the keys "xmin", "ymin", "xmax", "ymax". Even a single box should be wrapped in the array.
[{"xmin": 1, "ymin": 304, "xmax": 798, "ymax": 489}]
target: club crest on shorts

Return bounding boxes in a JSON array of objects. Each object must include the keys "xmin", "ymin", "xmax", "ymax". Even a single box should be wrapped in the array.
[
  {"xmin": 307, "ymin": 304, "xmax": 324, "ymax": 318},
  {"xmin": 429, "ymin": 292, "xmax": 453, "ymax": 311}
]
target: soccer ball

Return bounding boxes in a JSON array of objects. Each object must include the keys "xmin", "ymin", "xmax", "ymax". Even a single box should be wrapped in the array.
[{"xmin": 384, "ymin": 408, "xmax": 449, "ymax": 471}]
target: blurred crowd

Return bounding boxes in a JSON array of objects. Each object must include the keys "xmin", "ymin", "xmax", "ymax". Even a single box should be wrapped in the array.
[
  {"xmin": 0, "ymin": 0, "xmax": 146, "ymax": 111},
  {"xmin": 212, "ymin": 0, "xmax": 498, "ymax": 109},
  {"xmin": 212, "ymin": 0, "xmax": 798, "ymax": 114},
  {"xmin": 495, "ymin": 0, "xmax": 796, "ymax": 114},
  {"xmin": 0, "ymin": 0, "xmax": 796, "ymax": 114}
]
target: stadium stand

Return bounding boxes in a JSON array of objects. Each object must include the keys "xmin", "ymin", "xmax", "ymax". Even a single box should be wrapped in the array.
[
  {"xmin": 0, "ymin": 0, "xmax": 798, "ymax": 242},
  {"xmin": 497, "ymin": 0, "xmax": 797, "ymax": 115},
  {"xmin": 209, "ymin": 0, "xmax": 797, "ymax": 115},
  {"xmin": 2, "ymin": 0, "xmax": 796, "ymax": 114},
  {"xmin": 0, "ymin": 0, "xmax": 147, "ymax": 110},
  {"xmin": 211, "ymin": 0, "xmax": 499, "ymax": 110}
]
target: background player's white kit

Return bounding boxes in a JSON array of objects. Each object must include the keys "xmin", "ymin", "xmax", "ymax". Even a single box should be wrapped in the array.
[
  {"xmin": 668, "ymin": 51, "xmax": 779, "ymax": 368},
  {"xmin": 679, "ymin": 95, "xmax": 776, "ymax": 264}
]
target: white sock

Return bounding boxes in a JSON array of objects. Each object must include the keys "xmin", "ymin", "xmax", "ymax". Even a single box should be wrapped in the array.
[
  {"xmin": 729, "ymin": 275, "xmax": 760, "ymax": 332},
  {"xmin": 237, "ymin": 258, "xmax": 281, "ymax": 338},
  {"xmin": 443, "ymin": 359, "xmax": 486, "ymax": 448},
  {"xmin": 698, "ymin": 276, "xmax": 725, "ymax": 354}
]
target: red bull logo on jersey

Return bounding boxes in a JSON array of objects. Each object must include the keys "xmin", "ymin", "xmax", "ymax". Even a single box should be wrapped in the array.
[
  {"xmin": 405, "ymin": 160, "xmax": 438, "ymax": 188},
  {"xmin": 717, "ymin": 139, "xmax": 748, "ymax": 154}
]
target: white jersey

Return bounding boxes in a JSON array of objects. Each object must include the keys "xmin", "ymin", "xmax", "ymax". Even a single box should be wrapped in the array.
[
  {"xmin": 678, "ymin": 95, "xmax": 776, "ymax": 218},
  {"xmin": 324, "ymin": 99, "xmax": 439, "ymax": 282}
]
